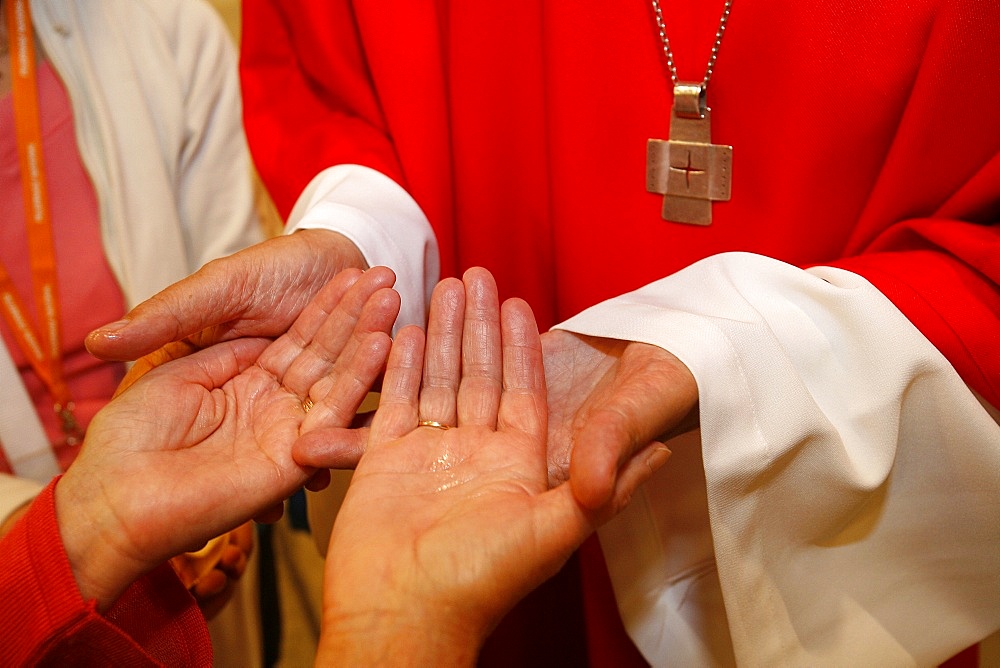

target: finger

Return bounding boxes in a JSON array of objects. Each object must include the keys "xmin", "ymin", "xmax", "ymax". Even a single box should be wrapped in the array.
[
  {"xmin": 295, "ymin": 380, "xmax": 380, "ymax": 470},
  {"xmin": 294, "ymin": 321, "xmax": 420, "ymax": 466},
  {"xmin": 217, "ymin": 544, "xmax": 249, "ymax": 580},
  {"xmin": 136, "ymin": 338, "xmax": 271, "ymax": 394},
  {"xmin": 301, "ymin": 330, "xmax": 393, "ymax": 432},
  {"xmin": 308, "ymin": 284, "xmax": 398, "ymax": 396},
  {"xmin": 283, "ymin": 268, "xmax": 369, "ymax": 352},
  {"xmin": 192, "ymin": 569, "xmax": 228, "ymax": 599},
  {"xmin": 600, "ymin": 441, "xmax": 672, "ymax": 521},
  {"xmin": 370, "ymin": 326, "xmax": 425, "ymax": 445},
  {"xmin": 85, "ymin": 230, "xmax": 359, "ymax": 362},
  {"xmin": 270, "ymin": 268, "xmax": 397, "ymax": 394},
  {"xmin": 418, "ymin": 278, "xmax": 464, "ymax": 426},
  {"xmin": 113, "ymin": 341, "xmax": 200, "ymax": 398},
  {"xmin": 569, "ymin": 344, "xmax": 697, "ymax": 510},
  {"xmin": 229, "ymin": 522, "xmax": 255, "ymax": 556},
  {"xmin": 84, "ymin": 253, "xmax": 262, "ymax": 362},
  {"xmin": 255, "ymin": 268, "xmax": 366, "ymax": 379},
  {"xmin": 497, "ymin": 298, "xmax": 546, "ymax": 444},
  {"xmin": 456, "ymin": 268, "xmax": 502, "ymax": 428},
  {"xmin": 293, "ymin": 426, "xmax": 370, "ymax": 469}
]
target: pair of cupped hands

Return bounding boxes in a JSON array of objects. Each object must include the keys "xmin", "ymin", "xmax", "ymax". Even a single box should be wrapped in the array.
[{"xmin": 67, "ymin": 231, "xmax": 696, "ymax": 656}]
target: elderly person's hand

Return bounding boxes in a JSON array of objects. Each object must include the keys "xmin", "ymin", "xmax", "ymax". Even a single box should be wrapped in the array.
[
  {"xmin": 85, "ymin": 229, "xmax": 367, "ymax": 362},
  {"xmin": 293, "ymin": 271, "xmax": 695, "ymax": 522},
  {"xmin": 56, "ymin": 268, "xmax": 398, "ymax": 611}
]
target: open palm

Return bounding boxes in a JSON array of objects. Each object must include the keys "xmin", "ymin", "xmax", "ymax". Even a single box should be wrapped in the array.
[
  {"xmin": 57, "ymin": 268, "xmax": 399, "ymax": 608},
  {"xmin": 316, "ymin": 269, "xmax": 666, "ymax": 662}
]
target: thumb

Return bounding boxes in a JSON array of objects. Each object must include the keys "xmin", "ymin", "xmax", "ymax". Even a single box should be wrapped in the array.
[
  {"xmin": 293, "ymin": 427, "xmax": 370, "ymax": 470},
  {"xmin": 568, "ymin": 342, "xmax": 697, "ymax": 510},
  {"xmin": 113, "ymin": 341, "xmax": 200, "ymax": 398},
  {"xmin": 86, "ymin": 268, "xmax": 243, "ymax": 362},
  {"xmin": 569, "ymin": 403, "xmax": 655, "ymax": 510}
]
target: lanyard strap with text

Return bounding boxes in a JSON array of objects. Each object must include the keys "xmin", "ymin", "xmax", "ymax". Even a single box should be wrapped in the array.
[{"xmin": 0, "ymin": 0, "xmax": 81, "ymax": 444}]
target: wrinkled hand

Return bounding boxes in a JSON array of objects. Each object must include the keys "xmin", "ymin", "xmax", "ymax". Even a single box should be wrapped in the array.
[
  {"xmin": 56, "ymin": 268, "xmax": 398, "ymax": 611},
  {"xmin": 292, "ymin": 275, "xmax": 696, "ymax": 520},
  {"xmin": 85, "ymin": 229, "xmax": 367, "ymax": 362},
  {"xmin": 542, "ymin": 329, "xmax": 699, "ymax": 512},
  {"xmin": 313, "ymin": 269, "xmax": 668, "ymax": 664}
]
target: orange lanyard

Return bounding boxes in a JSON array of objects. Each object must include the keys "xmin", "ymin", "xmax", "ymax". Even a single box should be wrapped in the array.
[{"xmin": 0, "ymin": 0, "xmax": 81, "ymax": 444}]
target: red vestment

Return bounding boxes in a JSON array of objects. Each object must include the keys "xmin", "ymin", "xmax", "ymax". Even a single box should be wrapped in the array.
[{"xmin": 241, "ymin": 1, "xmax": 999, "ymax": 664}]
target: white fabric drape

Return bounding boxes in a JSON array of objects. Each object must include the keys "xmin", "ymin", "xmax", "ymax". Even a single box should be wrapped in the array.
[{"xmin": 556, "ymin": 252, "xmax": 1000, "ymax": 666}]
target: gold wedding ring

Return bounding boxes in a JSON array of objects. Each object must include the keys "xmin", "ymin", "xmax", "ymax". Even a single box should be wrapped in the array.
[
  {"xmin": 301, "ymin": 397, "xmax": 315, "ymax": 414},
  {"xmin": 417, "ymin": 420, "xmax": 450, "ymax": 431}
]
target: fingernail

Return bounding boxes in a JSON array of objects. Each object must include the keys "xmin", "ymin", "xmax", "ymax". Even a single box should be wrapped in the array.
[
  {"xmin": 645, "ymin": 446, "xmax": 672, "ymax": 474},
  {"xmin": 99, "ymin": 319, "xmax": 130, "ymax": 332},
  {"xmin": 91, "ymin": 320, "xmax": 130, "ymax": 339}
]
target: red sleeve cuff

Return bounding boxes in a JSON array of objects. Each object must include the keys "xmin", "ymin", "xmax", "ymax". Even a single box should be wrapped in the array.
[{"xmin": 0, "ymin": 478, "xmax": 212, "ymax": 666}]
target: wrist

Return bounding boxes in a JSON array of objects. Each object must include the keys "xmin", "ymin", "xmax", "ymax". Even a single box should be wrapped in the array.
[
  {"xmin": 318, "ymin": 567, "xmax": 489, "ymax": 666},
  {"xmin": 316, "ymin": 605, "xmax": 483, "ymax": 667},
  {"xmin": 54, "ymin": 472, "xmax": 148, "ymax": 610}
]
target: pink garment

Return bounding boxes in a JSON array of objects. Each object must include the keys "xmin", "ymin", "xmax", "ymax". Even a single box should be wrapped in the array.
[{"xmin": 0, "ymin": 59, "xmax": 126, "ymax": 472}]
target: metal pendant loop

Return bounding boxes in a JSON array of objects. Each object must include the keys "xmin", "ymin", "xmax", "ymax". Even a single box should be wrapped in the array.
[{"xmin": 673, "ymin": 82, "xmax": 706, "ymax": 119}]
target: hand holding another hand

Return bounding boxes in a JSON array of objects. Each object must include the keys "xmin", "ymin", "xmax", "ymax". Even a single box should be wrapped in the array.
[
  {"xmin": 56, "ymin": 267, "xmax": 398, "ymax": 611},
  {"xmin": 542, "ymin": 329, "xmax": 698, "ymax": 513}
]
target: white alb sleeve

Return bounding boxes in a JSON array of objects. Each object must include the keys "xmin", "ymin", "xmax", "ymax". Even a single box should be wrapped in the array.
[
  {"xmin": 286, "ymin": 165, "xmax": 439, "ymax": 331},
  {"xmin": 554, "ymin": 252, "xmax": 1000, "ymax": 667}
]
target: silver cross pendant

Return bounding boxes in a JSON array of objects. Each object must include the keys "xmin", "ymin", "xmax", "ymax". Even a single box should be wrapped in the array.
[{"xmin": 646, "ymin": 83, "xmax": 732, "ymax": 225}]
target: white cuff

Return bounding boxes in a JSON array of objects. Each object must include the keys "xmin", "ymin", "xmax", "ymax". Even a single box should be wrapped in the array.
[{"xmin": 286, "ymin": 164, "xmax": 439, "ymax": 330}]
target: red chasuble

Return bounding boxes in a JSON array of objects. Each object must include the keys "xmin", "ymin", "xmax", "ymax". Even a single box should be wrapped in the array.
[{"xmin": 241, "ymin": 1, "xmax": 999, "ymax": 664}]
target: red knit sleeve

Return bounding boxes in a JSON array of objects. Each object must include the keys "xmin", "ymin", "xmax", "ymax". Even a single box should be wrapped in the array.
[{"xmin": 0, "ymin": 479, "xmax": 212, "ymax": 667}]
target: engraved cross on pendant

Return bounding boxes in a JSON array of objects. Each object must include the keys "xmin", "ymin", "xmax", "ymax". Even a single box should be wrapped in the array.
[{"xmin": 646, "ymin": 83, "xmax": 732, "ymax": 225}]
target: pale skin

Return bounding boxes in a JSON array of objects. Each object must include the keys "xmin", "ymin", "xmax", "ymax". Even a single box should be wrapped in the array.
[
  {"xmin": 86, "ymin": 229, "xmax": 698, "ymax": 514},
  {"xmin": 24, "ymin": 266, "xmax": 665, "ymax": 662},
  {"xmin": 56, "ymin": 267, "xmax": 399, "ymax": 611},
  {"xmin": 91, "ymin": 235, "xmax": 369, "ymax": 537},
  {"xmin": 87, "ymin": 229, "xmax": 366, "ymax": 359},
  {"xmin": 314, "ymin": 268, "xmax": 670, "ymax": 665}
]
